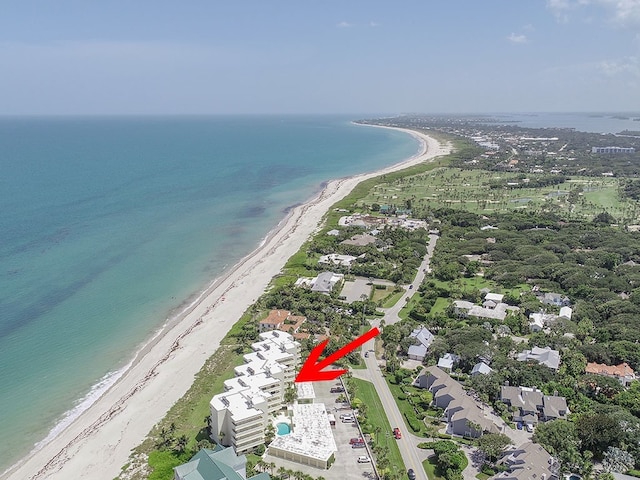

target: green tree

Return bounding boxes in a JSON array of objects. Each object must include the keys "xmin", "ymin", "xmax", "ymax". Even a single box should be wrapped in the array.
[
  {"xmin": 477, "ymin": 433, "xmax": 512, "ymax": 464},
  {"xmin": 576, "ymin": 413, "xmax": 621, "ymax": 458}
]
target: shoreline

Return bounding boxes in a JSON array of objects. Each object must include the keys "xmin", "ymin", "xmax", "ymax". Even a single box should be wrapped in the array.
[{"xmin": 2, "ymin": 126, "xmax": 451, "ymax": 480}]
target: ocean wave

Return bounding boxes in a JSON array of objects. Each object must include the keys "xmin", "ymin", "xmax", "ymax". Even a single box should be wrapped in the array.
[{"xmin": 33, "ymin": 360, "xmax": 133, "ymax": 452}]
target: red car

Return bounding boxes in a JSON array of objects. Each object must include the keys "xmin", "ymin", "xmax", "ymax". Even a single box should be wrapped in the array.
[
  {"xmin": 393, "ymin": 427, "xmax": 402, "ymax": 439},
  {"xmin": 350, "ymin": 437, "xmax": 364, "ymax": 444}
]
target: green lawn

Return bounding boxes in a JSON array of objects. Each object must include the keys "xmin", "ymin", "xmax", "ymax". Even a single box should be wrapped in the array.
[
  {"xmin": 356, "ymin": 167, "xmax": 639, "ymax": 221},
  {"xmin": 423, "ymin": 457, "xmax": 444, "ymax": 480},
  {"xmin": 351, "ymin": 378, "xmax": 406, "ymax": 473},
  {"xmin": 382, "ymin": 291, "xmax": 405, "ymax": 308},
  {"xmin": 430, "ymin": 297, "xmax": 450, "ymax": 315},
  {"xmin": 398, "ymin": 294, "xmax": 421, "ymax": 320}
]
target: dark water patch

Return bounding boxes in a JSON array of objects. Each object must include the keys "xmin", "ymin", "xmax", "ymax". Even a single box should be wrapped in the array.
[
  {"xmin": 238, "ymin": 204, "xmax": 267, "ymax": 218},
  {"xmin": 0, "ymin": 250, "xmax": 130, "ymax": 340},
  {"xmin": 282, "ymin": 203, "xmax": 302, "ymax": 215}
]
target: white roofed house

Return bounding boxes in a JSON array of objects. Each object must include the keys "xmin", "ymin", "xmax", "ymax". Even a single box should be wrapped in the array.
[
  {"xmin": 517, "ymin": 346, "xmax": 561, "ymax": 370},
  {"xmin": 310, "ymin": 271, "xmax": 344, "ymax": 294},
  {"xmin": 559, "ymin": 306, "xmax": 572, "ymax": 320},
  {"xmin": 407, "ymin": 326, "xmax": 434, "ymax": 362},
  {"xmin": 437, "ymin": 353, "xmax": 460, "ymax": 372},
  {"xmin": 471, "ymin": 362, "xmax": 493, "ymax": 376},
  {"xmin": 317, "ymin": 253, "xmax": 360, "ymax": 267},
  {"xmin": 453, "ymin": 293, "xmax": 520, "ymax": 322}
]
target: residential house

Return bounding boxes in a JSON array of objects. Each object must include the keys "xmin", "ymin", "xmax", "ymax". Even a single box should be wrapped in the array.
[
  {"xmin": 174, "ymin": 446, "xmax": 271, "ymax": 480},
  {"xmin": 259, "ymin": 310, "xmax": 306, "ymax": 334},
  {"xmin": 516, "ymin": 346, "xmax": 561, "ymax": 370},
  {"xmin": 539, "ymin": 292, "xmax": 571, "ymax": 307},
  {"xmin": 558, "ymin": 306, "xmax": 572, "ymax": 319},
  {"xmin": 259, "ymin": 310, "xmax": 288, "ymax": 332},
  {"xmin": 528, "ymin": 311, "xmax": 560, "ymax": 332},
  {"xmin": 318, "ymin": 253, "xmax": 360, "ymax": 267},
  {"xmin": 437, "ymin": 353, "xmax": 460, "ymax": 372},
  {"xmin": 496, "ymin": 441, "xmax": 558, "ymax": 480},
  {"xmin": 500, "ymin": 386, "xmax": 568, "ymax": 425},
  {"xmin": 471, "ymin": 362, "xmax": 493, "ymax": 376},
  {"xmin": 407, "ymin": 326, "xmax": 434, "ymax": 362},
  {"xmin": 415, "ymin": 366, "xmax": 499, "ymax": 438},
  {"xmin": 453, "ymin": 293, "xmax": 520, "ymax": 322},
  {"xmin": 444, "ymin": 395, "xmax": 497, "ymax": 438},
  {"xmin": 585, "ymin": 362, "xmax": 636, "ymax": 386},
  {"xmin": 340, "ymin": 233, "xmax": 377, "ymax": 247}
]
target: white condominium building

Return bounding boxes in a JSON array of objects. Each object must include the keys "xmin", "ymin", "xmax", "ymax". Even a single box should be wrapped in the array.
[{"xmin": 210, "ymin": 330, "xmax": 300, "ymax": 453}]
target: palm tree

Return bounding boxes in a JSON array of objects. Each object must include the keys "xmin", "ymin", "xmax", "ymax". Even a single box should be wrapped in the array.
[
  {"xmin": 277, "ymin": 467, "xmax": 287, "ymax": 479},
  {"xmin": 173, "ymin": 434, "xmax": 188, "ymax": 454},
  {"xmin": 269, "ymin": 462, "xmax": 276, "ymax": 475}
]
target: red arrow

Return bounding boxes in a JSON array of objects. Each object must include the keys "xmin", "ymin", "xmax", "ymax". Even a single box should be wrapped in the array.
[{"xmin": 295, "ymin": 327, "xmax": 380, "ymax": 383}]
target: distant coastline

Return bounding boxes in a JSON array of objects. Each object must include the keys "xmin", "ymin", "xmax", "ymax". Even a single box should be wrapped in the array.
[{"xmin": 2, "ymin": 124, "xmax": 450, "ymax": 480}]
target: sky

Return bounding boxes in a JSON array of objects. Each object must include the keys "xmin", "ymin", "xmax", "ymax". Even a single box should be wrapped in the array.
[{"xmin": 0, "ymin": 0, "xmax": 639, "ymax": 115}]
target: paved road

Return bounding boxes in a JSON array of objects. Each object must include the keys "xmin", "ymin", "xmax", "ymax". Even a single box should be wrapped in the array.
[
  {"xmin": 379, "ymin": 234, "xmax": 439, "ymax": 326},
  {"xmin": 350, "ymin": 235, "xmax": 440, "ymax": 480},
  {"xmin": 353, "ymin": 350, "xmax": 429, "ymax": 480}
]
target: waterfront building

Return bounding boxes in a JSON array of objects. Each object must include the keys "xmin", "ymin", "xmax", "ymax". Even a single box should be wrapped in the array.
[{"xmin": 210, "ymin": 331, "xmax": 300, "ymax": 453}]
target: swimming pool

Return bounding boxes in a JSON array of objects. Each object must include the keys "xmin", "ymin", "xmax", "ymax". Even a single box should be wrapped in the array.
[{"xmin": 276, "ymin": 422, "xmax": 291, "ymax": 435}]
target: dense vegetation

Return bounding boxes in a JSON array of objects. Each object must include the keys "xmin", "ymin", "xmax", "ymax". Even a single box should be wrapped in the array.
[{"xmin": 377, "ymin": 206, "xmax": 640, "ymax": 475}]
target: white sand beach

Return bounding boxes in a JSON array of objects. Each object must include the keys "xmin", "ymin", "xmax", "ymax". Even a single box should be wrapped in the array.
[{"xmin": 2, "ymin": 127, "xmax": 451, "ymax": 480}]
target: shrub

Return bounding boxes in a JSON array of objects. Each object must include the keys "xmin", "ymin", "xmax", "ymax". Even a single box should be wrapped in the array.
[
  {"xmin": 417, "ymin": 442, "xmax": 436, "ymax": 449},
  {"xmin": 437, "ymin": 433, "xmax": 452, "ymax": 439},
  {"xmin": 481, "ymin": 465, "xmax": 496, "ymax": 476},
  {"xmin": 404, "ymin": 412, "xmax": 422, "ymax": 433}
]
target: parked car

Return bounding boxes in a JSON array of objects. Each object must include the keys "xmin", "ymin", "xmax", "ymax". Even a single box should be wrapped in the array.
[
  {"xmin": 330, "ymin": 386, "xmax": 345, "ymax": 393},
  {"xmin": 407, "ymin": 469, "xmax": 416, "ymax": 480},
  {"xmin": 357, "ymin": 456, "xmax": 371, "ymax": 463},
  {"xmin": 350, "ymin": 437, "xmax": 364, "ymax": 444},
  {"xmin": 526, "ymin": 423, "xmax": 534, "ymax": 433},
  {"xmin": 364, "ymin": 352, "xmax": 369, "ymax": 358},
  {"xmin": 352, "ymin": 443, "xmax": 366, "ymax": 448},
  {"xmin": 340, "ymin": 413, "xmax": 353, "ymax": 419},
  {"xmin": 393, "ymin": 427, "xmax": 402, "ymax": 439},
  {"xmin": 516, "ymin": 421, "xmax": 523, "ymax": 430},
  {"xmin": 342, "ymin": 416, "xmax": 354, "ymax": 423}
]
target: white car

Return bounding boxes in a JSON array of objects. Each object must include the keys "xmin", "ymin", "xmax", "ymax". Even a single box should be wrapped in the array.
[
  {"xmin": 525, "ymin": 423, "xmax": 534, "ymax": 433},
  {"xmin": 357, "ymin": 456, "xmax": 371, "ymax": 463}
]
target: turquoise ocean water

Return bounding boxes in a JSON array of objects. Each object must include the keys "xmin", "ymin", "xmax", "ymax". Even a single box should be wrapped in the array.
[{"xmin": 0, "ymin": 115, "xmax": 419, "ymax": 471}]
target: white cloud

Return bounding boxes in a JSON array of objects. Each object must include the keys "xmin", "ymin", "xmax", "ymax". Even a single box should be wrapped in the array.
[
  {"xmin": 547, "ymin": 0, "xmax": 640, "ymax": 28},
  {"xmin": 598, "ymin": 56, "xmax": 640, "ymax": 77},
  {"xmin": 370, "ymin": 21, "xmax": 380, "ymax": 27},
  {"xmin": 507, "ymin": 33, "xmax": 528, "ymax": 43},
  {"xmin": 336, "ymin": 21, "xmax": 353, "ymax": 28}
]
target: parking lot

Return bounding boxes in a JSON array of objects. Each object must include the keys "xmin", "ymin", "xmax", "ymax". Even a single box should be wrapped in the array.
[{"xmin": 264, "ymin": 379, "xmax": 376, "ymax": 480}]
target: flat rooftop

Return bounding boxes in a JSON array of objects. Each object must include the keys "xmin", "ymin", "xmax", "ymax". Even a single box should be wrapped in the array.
[
  {"xmin": 296, "ymin": 382, "xmax": 316, "ymax": 401},
  {"xmin": 268, "ymin": 403, "xmax": 337, "ymax": 461}
]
